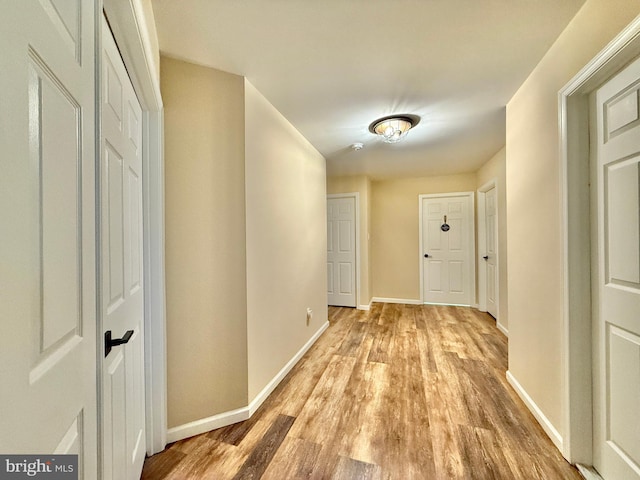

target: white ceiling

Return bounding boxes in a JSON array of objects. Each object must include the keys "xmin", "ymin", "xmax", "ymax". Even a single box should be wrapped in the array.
[{"xmin": 151, "ymin": 0, "xmax": 586, "ymax": 179}]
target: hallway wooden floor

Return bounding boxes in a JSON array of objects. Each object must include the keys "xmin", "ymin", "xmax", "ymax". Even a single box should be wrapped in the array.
[{"xmin": 142, "ymin": 304, "xmax": 582, "ymax": 479}]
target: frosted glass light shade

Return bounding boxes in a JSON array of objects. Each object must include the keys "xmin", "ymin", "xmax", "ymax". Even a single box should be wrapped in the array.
[{"xmin": 372, "ymin": 117, "xmax": 414, "ymax": 143}]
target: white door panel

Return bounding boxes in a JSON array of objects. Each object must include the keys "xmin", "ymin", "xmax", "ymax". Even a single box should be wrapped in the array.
[
  {"xmin": 485, "ymin": 187, "xmax": 498, "ymax": 318},
  {"xmin": 0, "ymin": 1, "xmax": 97, "ymax": 475},
  {"xmin": 428, "ymin": 261, "xmax": 443, "ymax": 292},
  {"xmin": 101, "ymin": 16, "xmax": 146, "ymax": 480},
  {"xmin": 327, "ymin": 196, "xmax": 356, "ymax": 307},
  {"xmin": 339, "ymin": 263, "xmax": 353, "ymax": 294},
  {"xmin": 606, "ymin": 159, "xmax": 639, "ymax": 286},
  {"xmin": 593, "ymin": 54, "xmax": 640, "ymax": 480},
  {"xmin": 448, "ymin": 261, "xmax": 464, "ymax": 293},
  {"xmin": 421, "ymin": 194, "xmax": 474, "ymax": 306},
  {"xmin": 428, "ymin": 219, "xmax": 442, "ymax": 249}
]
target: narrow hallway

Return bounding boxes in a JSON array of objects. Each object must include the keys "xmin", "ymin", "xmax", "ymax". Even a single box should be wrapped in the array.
[{"xmin": 143, "ymin": 304, "xmax": 581, "ymax": 479}]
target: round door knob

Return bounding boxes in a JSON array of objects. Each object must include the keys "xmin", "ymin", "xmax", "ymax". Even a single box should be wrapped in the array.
[
  {"xmin": 483, "ymin": 255, "xmax": 489, "ymax": 260},
  {"xmin": 424, "ymin": 253, "xmax": 430, "ymax": 258}
]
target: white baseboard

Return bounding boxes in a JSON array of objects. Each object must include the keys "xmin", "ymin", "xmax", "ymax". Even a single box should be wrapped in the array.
[
  {"xmin": 167, "ymin": 320, "xmax": 330, "ymax": 444},
  {"xmin": 166, "ymin": 406, "xmax": 249, "ymax": 444},
  {"xmin": 248, "ymin": 320, "xmax": 329, "ymax": 416},
  {"xmin": 506, "ymin": 371, "xmax": 563, "ymax": 451},
  {"xmin": 576, "ymin": 464, "xmax": 604, "ymax": 480},
  {"xmin": 497, "ymin": 322, "xmax": 508, "ymax": 337},
  {"xmin": 357, "ymin": 303, "xmax": 370, "ymax": 311},
  {"xmin": 422, "ymin": 301, "xmax": 471, "ymax": 307},
  {"xmin": 371, "ymin": 297, "xmax": 422, "ymax": 305}
]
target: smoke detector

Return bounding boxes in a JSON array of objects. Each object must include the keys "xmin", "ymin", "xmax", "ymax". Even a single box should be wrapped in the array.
[{"xmin": 351, "ymin": 143, "xmax": 364, "ymax": 151}]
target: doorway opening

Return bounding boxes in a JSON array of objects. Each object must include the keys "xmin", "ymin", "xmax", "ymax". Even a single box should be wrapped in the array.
[{"xmin": 560, "ymin": 15, "xmax": 640, "ymax": 477}]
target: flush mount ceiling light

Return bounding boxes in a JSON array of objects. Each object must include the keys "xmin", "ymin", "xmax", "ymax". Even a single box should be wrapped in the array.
[{"xmin": 369, "ymin": 114, "xmax": 420, "ymax": 144}]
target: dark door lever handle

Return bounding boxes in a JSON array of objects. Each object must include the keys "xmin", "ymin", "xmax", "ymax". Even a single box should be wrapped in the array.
[
  {"xmin": 483, "ymin": 255, "xmax": 489, "ymax": 260},
  {"xmin": 105, "ymin": 330, "xmax": 134, "ymax": 357}
]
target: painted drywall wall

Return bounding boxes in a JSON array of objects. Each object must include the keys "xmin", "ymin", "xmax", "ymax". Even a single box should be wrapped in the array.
[
  {"xmin": 371, "ymin": 174, "xmax": 477, "ymax": 301},
  {"xmin": 477, "ymin": 147, "xmax": 508, "ymax": 331},
  {"xmin": 506, "ymin": 0, "xmax": 640, "ymax": 437},
  {"xmin": 162, "ymin": 56, "xmax": 248, "ymax": 428},
  {"xmin": 244, "ymin": 80, "xmax": 328, "ymax": 401},
  {"xmin": 326, "ymin": 175, "xmax": 372, "ymax": 307}
]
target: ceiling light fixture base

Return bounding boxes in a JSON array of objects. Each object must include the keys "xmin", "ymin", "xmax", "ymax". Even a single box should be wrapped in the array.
[{"xmin": 369, "ymin": 114, "xmax": 420, "ymax": 144}]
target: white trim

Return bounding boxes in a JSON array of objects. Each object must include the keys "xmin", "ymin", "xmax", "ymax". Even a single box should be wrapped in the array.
[
  {"xmin": 357, "ymin": 303, "xmax": 371, "ymax": 311},
  {"xmin": 103, "ymin": 0, "xmax": 162, "ymax": 108},
  {"xmin": 248, "ymin": 320, "xmax": 329, "ymax": 416},
  {"xmin": 418, "ymin": 192, "xmax": 476, "ymax": 306},
  {"xmin": 477, "ymin": 179, "xmax": 496, "ymax": 192},
  {"xmin": 103, "ymin": 0, "xmax": 167, "ymax": 456},
  {"xmin": 166, "ymin": 407, "xmax": 250, "ymax": 444},
  {"xmin": 327, "ymin": 193, "xmax": 360, "ymax": 309},
  {"xmin": 559, "ymin": 14, "xmax": 640, "ymax": 465},
  {"xmin": 167, "ymin": 320, "xmax": 330, "ymax": 444},
  {"xmin": 424, "ymin": 301, "xmax": 472, "ymax": 307},
  {"xmin": 496, "ymin": 321, "xmax": 508, "ymax": 337},
  {"xmin": 142, "ymin": 110, "xmax": 166, "ymax": 455},
  {"xmin": 506, "ymin": 371, "xmax": 563, "ymax": 452},
  {"xmin": 371, "ymin": 297, "xmax": 422, "ymax": 305},
  {"xmin": 576, "ymin": 465, "xmax": 605, "ymax": 480}
]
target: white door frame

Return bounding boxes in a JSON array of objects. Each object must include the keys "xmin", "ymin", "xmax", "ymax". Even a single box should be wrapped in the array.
[
  {"xmin": 560, "ymin": 14, "xmax": 640, "ymax": 465},
  {"xmin": 419, "ymin": 192, "xmax": 476, "ymax": 306},
  {"xmin": 327, "ymin": 193, "xmax": 360, "ymax": 309},
  {"xmin": 477, "ymin": 179, "xmax": 498, "ymax": 318},
  {"xmin": 102, "ymin": 0, "xmax": 167, "ymax": 456}
]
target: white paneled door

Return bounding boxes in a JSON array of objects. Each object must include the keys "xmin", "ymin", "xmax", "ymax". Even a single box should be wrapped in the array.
[
  {"xmin": 0, "ymin": 0, "xmax": 98, "ymax": 474},
  {"xmin": 421, "ymin": 194, "xmax": 474, "ymax": 306},
  {"xmin": 592, "ymin": 54, "xmax": 640, "ymax": 480},
  {"xmin": 101, "ymin": 17, "xmax": 146, "ymax": 480},
  {"xmin": 484, "ymin": 187, "xmax": 498, "ymax": 318},
  {"xmin": 327, "ymin": 196, "xmax": 357, "ymax": 307}
]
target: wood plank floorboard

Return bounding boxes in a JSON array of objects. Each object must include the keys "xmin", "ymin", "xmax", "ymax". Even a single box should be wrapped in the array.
[
  {"xmin": 142, "ymin": 304, "xmax": 583, "ymax": 479},
  {"xmin": 231, "ymin": 415, "xmax": 296, "ymax": 480}
]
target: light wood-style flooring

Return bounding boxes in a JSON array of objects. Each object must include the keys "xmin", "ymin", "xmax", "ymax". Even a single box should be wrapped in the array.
[{"xmin": 142, "ymin": 304, "xmax": 582, "ymax": 479}]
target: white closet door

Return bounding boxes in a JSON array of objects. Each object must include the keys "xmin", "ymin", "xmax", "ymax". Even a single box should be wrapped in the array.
[
  {"xmin": 101, "ymin": 16, "xmax": 146, "ymax": 480},
  {"xmin": 485, "ymin": 187, "xmax": 498, "ymax": 318},
  {"xmin": 327, "ymin": 196, "xmax": 357, "ymax": 307},
  {"xmin": 0, "ymin": 1, "xmax": 98, "ymax": 476},
  {"xmin": 592, "ymin": 53, "xmax": 640, "ymax": 480}
]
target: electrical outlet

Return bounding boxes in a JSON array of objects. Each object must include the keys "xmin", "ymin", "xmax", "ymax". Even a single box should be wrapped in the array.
[{"xmin": 306, "ymin": 307, "xmax": 313, "ymax": 326}]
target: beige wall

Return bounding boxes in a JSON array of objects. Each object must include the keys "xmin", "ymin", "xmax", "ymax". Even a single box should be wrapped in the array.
[
  {"xmin": 477, "ymin": 147, "xmax": 508, "ymax": 331},
  {"xmin": 371, "ymin": 174, "xmax": 477, "ymax": 300},
  {"xmin": 326, "ymin": 175, "xmax": 372, "ymax": 307},
  {"xmin": 162, "ymin": 57, "xmax": 248, "ymax": 428},
  {"xmin": 244, "ymin": 80, "xmax": 328, "ymax": 400},
  {"xmin": 506, "ymin": 0, "xmax": 640, "ymax": 435}
]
